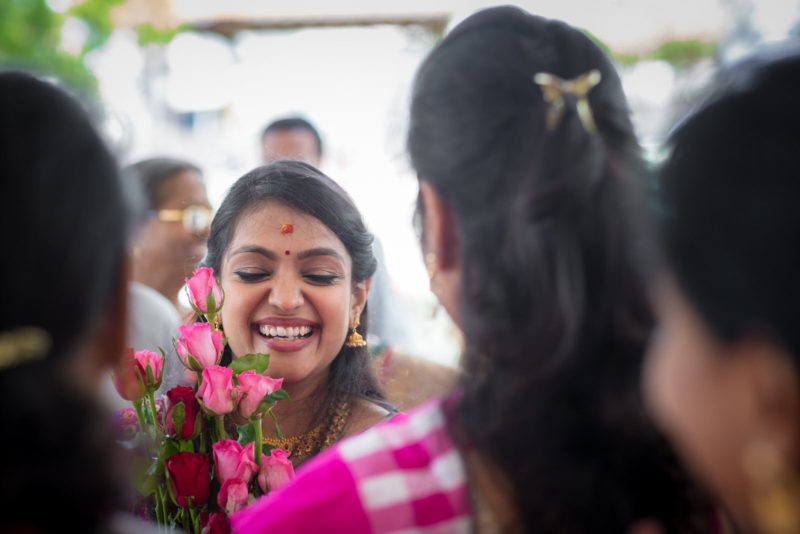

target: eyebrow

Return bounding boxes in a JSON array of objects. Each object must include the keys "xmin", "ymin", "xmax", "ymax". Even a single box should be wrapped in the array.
[
  {"xmin": 296, "ymin": 247, "xmax": 345, "ymax": 263},
  {"xmin": 228, "ymin": 246, "xmax": 278, "ymax": 260},
  {"xmin": 228, "ymin": 246, "xmax": 344, "ymax": 263}
]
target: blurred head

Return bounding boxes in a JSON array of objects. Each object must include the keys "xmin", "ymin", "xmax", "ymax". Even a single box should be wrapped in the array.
[
  {"xmin": 261, "ymin": 117, "xmax": 323, "ymax": 167},
  {"xmin": 645, "ymin": 48, "xmax": 800, "ymax": 532},
  {"xmin": 0, "ymin": 70, "xmax": 132, "ymax": 531},
  {"xmin": 205, "ymin": 161, "xmax": 382, "ymax": 407},
  {"xmin": 125, "ymin": 157, "xmax": 210, "ymax": 306},
  {"xmin": 408, "ymin": 6, "xmax": 702, "ymax": 532}
]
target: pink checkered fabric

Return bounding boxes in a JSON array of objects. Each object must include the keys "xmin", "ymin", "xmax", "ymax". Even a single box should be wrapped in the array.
[{"xmin": 232, "ymin": 398, "xmax": 472, "ymax": 534}]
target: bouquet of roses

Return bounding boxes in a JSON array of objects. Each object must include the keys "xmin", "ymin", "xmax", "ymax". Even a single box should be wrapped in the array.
[{"xmin": 113, "ymin": 267, "xmax": 294, "ymax": 533}]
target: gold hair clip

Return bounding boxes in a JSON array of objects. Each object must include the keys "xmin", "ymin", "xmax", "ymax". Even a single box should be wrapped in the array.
[
  {"xmin": 533, "ymin": 69, "xmax": 602, "ymax": 133},
  {"xmin": 0, "ymin": 326, "xmax": 51, "ymax": 371}
]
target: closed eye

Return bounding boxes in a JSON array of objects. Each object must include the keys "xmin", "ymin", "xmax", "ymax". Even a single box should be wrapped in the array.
[
  {"xmin": 304, "ymin": 274, "xmax": 340, "ymax": 285},
  {"xmin": 234, "ymin": 271, "xmax": 271, "ymax": 282}
]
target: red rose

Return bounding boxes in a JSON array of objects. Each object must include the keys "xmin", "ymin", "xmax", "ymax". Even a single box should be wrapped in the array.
[
  {"xmin": 199, "ymin": 511, "xmax": 230, "ymax": 534},
  {"xmin": 166, "ymin": 386, "xmax": 202, "ymax": 440},
  {"xmin": 165, "ymin": 452, "xmax": 210, "ymax": 508}
]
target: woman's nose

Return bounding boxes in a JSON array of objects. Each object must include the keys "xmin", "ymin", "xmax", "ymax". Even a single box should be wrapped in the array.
[{"xmin": 267, "ymin": 273, "xmax": 303, "ymax": 311}]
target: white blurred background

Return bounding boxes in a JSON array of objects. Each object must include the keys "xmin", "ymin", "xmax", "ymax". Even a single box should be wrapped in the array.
[{"xmin": 49, "ymin": 0, "xmax": 800, "ymax": 366}]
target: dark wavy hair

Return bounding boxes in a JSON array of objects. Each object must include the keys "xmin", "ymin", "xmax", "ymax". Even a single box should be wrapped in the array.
[
  {"xmin": 408, "ymin": 7, "xmax": 707, "ymax": 533},
  {"xmin": 0, "ymin": 71, "xmax": 131, "ymax": 532},
  {"xmin": 659, "ymin": 47, "xmax": 800, "ymax": 359},
  {"xmin": 203, "ymin": 161, "xmax": 390, "ymax": 425}
]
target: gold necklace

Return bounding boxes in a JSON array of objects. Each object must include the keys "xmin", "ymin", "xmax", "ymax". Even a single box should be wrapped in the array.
[{"xmin": 262, "ymin": 396, "xmax": 351, "ymax": 467}]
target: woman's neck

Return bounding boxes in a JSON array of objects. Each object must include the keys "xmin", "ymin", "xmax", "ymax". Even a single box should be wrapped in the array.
[{"xmin": 261, "ymin": 373, "xmax": 328, "ymax": 439}]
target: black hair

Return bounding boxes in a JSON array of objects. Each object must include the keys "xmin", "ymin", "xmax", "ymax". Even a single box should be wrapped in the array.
[
  {"xmin": 122, "ymin": 157, "xmax": 202, "ymax": 210},
  {"xmin": 658, "ymin": 47, "xmax": 800, "ymax": 358},
  {"xmin": 261, "ymin": 117, "xmax": 323, "ymax": 159},
  {"xmin": 0, "ymin": 71, "xmax": 131, "ymax": 532},
  {"xmin": 203, "ymin": 160, "xmax": 389, "ymax": 425},
  {"xmin": 409, "ymin": 7, "xmax": 707, "ymax": 533}
]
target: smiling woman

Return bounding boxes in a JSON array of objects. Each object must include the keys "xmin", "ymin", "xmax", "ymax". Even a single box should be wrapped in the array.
[{"xmin": 203, "ymin": 161, "xmax": 393, "ymax": 467}]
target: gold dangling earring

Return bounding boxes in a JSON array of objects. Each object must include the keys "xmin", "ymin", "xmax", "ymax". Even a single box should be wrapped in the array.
[
  {"xmin": 742, "ymin": 439, "xmax": 800, "ymax": 534},
  {"xmin": 345, "ymin": 315, "xmax": 366, "ymax": 348}
]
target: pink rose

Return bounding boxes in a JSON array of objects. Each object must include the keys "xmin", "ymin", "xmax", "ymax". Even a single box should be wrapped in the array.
[
  {"xmin": 176, "ymin": 323, "xmax": 224, "ymax": 371},
  {"xmin": 258, "ymin": 448, "xmax": 295, "ymax": 492},
  {"xmin": 236, "ymin": 371, "xmax": 284, "ymax": 419},
  {"xmin": 199, "ymin": 511, "xmax": 230, "ymax": 534},
  {"xmin": 217, "ymin": 478, "xmax": 249, "ymax": 515},
  {"xmin": 133, "ymin": 349, "xmax": 164, "ymax": 392},
  {"xmin": 197, "ymin": 365, "xmax": 236, "ymax": 415},
  {"xmin": 212, "ymin": 440, "xmax": 258, "ymax": 485},
  {"xmin": 186, "ymin": 267, "xmax": 224, "ymax": 316},
  {"xmin": 112, "ymin": 348, "xmax": 144, "ymax": 400}
]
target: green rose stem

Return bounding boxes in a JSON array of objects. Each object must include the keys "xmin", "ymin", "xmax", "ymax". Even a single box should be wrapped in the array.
[
  {"xmin": 269, "ymin": 409, "xmax": 284, "ymax": 439},
  {"xmin": 216, "ymin": 416, "xmax": 226, "ymax": 441},
  {"xmin": 189, "ymin": 504, "xmax": 199, "ymax": 534},
  {"xmin": 254, "ymin": 417, "xmax": 263, "ymax": 472},
  {"xmin": 148, "ymin": 389, "xmax": 161, "ymax": 433},
  {"xmin": 154, "ymin": 486, "xmax": 165, "ymax": 529},
  {"xmin": 133, "ymin": 398, "xmax": 147, "ymax": 435}
]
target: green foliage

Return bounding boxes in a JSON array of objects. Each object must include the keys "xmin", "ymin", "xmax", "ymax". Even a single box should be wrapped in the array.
[
  {"xmin": 68, "ymin": 0, "xmax": 125, "ymax": 55},
  {"xmin": 0, "ymin": 0, "xmax": 96, "ymax": 93},
  {"xmin": 229, "ymin": 353, "xmax": 271, "ymax": 376},
  {"xmin": 135, "ymin": 22, "xmax": 191, "ymax": 46},
  {"xmin": 651, "ymin": 40, "xmax": 717, "ymax": 68}
]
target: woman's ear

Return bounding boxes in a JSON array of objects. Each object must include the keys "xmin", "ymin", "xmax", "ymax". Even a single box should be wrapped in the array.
[
  {"xmin": 418, "ymin": 180, "xmax": 460, "ymax": 271},
  {"xmin": 350, "ymin": 277, "xmax": 372, "ymax": 326},
  {"xmin": 418, "ymin": 179, "xmax": 463, "ymax": 327},
  {"xmin": 734, "ymin": 337, "xmax": 800, "ymax": 461}
]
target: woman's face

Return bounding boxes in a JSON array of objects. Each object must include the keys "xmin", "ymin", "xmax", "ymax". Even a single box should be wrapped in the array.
[
  {"xmin": 138, "ymin": 169, "xmax": 210, "ymax": 286},
  {"xmin": 644, "ymin": 277, "xmax": 787, "ymax": 529},
  {"xmin": 219, "ymin": 200, "xmax": 367, "ymax": 391}
]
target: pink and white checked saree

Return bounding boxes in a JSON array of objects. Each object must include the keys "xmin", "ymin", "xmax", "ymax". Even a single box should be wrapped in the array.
[{"xmin": 232, "ymin": 398, "xmax": 472, "ymax": 533}]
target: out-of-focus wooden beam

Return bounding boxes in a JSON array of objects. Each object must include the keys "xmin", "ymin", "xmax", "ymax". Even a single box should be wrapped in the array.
[{"xmin": 191, "ymin": 13, "xmax": 449, "ymax": 38}]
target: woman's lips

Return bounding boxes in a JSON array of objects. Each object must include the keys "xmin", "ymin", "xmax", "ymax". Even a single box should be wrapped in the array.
[{"xmin": 253, "ymin": 318, "xmax": 318, "ymax": 353}]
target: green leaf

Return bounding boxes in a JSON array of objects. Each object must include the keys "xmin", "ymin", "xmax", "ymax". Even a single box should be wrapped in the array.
[
  {"xmin": 145, "ymin": 364, "xmax": 155, "ymax": 389},
  {"xmin": 187, "ymin": 354, "xmax": 201, "ymax": 371},
  {"xmin": 131, "ymin": 455, "xmax": 161, "ymax": 496},
  {"xmin": 237, "ymin": 422, "xmax": 257, "ymax": 446},
  {"xmin": 229, "ymin": 353, "xmax": 270, "ymax": 375},
  {"xmin": 251, "ymin": 398, "xmax": 275, "ymax": 420},
  {"xmin": 170, "ymin": 402, "xmax": 186, "ymax": 438},
  {"xmin": 266, "ymin": 388, "xmax": 290, "ymax": 402}
]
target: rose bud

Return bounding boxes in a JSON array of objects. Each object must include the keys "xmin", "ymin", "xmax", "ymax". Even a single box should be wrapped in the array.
[
  {"xmin": 197, "ymin": 365, "xmax": 236, "ymax": 416},
  {"xmin": 165, "ymin": 451, "xmax": 210, "ymax": 508},
  {"xmin": 199, "ymin": 511, "xmax": 230, "ymax": 534},
  {"xmin": 213, "ymin": 440, "xmax": 258, "ymax": 485},
  {"xmin": 185, "ymin": 267, "xmax": 224, "ymax": 319},
  {"xmin": 258, "ymin": 448, "xmax": 295, "ymax": 492},
  {"xmin": 133, "ymin": 349, "xmax": 164, "ymax": 393},
  {"xmin": 112, "ymin": 347, "xmax": 145, "ymax": 401},
  {"xmin": 176, "ymin": 323, "xmax": 224, "ymax": 371},
  {"xmin": 217, "ymin": 478, "xmax": 250, "ymax": 515},
  {"xmin": 236, "ymin": 370, "xmax": 284, "ymax": 419},
  {"xmin": 166, "ymin": 385, "xmax": 202, "ymax": 440}
]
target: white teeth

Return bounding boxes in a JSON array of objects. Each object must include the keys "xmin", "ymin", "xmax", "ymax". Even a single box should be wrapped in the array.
[{"xmin": 258, "ymin": 324, "xmax": 313, "ymax": 338}]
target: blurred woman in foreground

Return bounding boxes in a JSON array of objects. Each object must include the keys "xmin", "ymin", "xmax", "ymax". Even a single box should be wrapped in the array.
[
  {"xmin": 234, "ymin": 7, "xmax": 707, "ymax": 533},
  {"xmin": 646, "ymin": 48, "xmax": 800, "ymax": 534}
]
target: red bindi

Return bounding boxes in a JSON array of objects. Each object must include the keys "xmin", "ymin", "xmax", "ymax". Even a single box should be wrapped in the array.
[
  {"xmin": 281, "ymin": 223, "xmax": 293, "ymax": 235},
  {"xmin": 285, "ymin": 250, "xmax": 290, "ymax": 255}
]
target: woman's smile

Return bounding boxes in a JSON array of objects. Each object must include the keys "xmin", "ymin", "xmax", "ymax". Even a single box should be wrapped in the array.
[
  {"xmin": 253, "ymin": 317, "xmax": 318, "ymax": 352},
  {"xmin": 219, "ymin": 200, "xmax": 368, "ymax": 388}
]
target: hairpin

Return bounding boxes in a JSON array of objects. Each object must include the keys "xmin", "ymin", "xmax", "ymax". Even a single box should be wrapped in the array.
[
  {"xmin": 533, "ymin": 69, "xmax": 602, "ymax": 133},
  {"xmin": 0, "ymin": 326, "xmax": 51, "ymax": 371}
]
